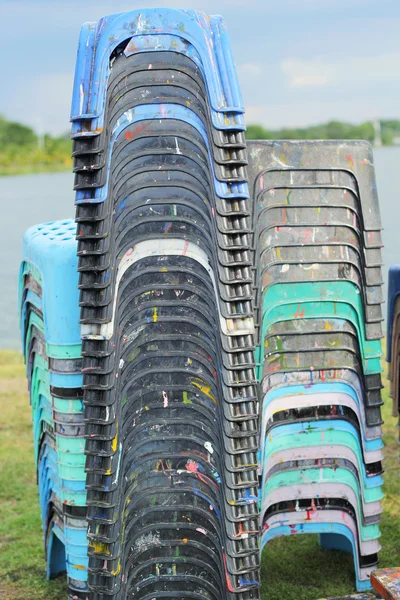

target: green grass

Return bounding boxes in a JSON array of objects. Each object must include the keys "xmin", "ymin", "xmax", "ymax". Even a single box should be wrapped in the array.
[
  {"xmin": 0, "ymin": 350, "xmax": 398, "ymax": 599},
  {"xmin": 0, "ymin": 351, "xmax": 67, "ymax": 599}
]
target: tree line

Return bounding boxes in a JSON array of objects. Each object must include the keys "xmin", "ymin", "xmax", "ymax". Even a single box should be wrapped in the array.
[
  {"xmin": 0, "ymin": 116, "xmax": 72, "ymax": 176},
  {"xmin": 1, "ymin": 115, "xmax": 400, "ymax": 176},
  {"xmin": 246, "ymin": 120, "xmax": 400, "ymax": 145}
]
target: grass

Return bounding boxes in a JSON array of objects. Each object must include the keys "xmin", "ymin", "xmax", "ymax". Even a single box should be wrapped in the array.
[
  {"xmin": 0, "ymin": 350, "xmax": 398, "ymax": 600},
  {"xmin": 0, "ymin": 351, "xmax": 67, "ymax": 600},
  {"xmin": 0, "ymin": 139, "xmax": 72, "ymax": 177}
]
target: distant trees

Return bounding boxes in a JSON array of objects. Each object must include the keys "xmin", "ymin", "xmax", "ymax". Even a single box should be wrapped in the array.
[
  {"xmin": 246, "ymin": 119, "xmax": 400, "ymax": 145},
  {"xmin": 0, "ymin": 116, "xmax": 37, "ymax": 147},
  {"xmin": 0, "ymin": 114, "xmax": 399, "ymax": 175},
  {"xmin": 0, "ymin": 115, "xmax": 72, "ymax": 175}
]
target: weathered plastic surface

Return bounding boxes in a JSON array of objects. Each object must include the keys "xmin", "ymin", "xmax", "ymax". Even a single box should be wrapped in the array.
[
  {"xmin": 260, "ymin": 244, "xmax": 383, "ymax": 287},
  {"xmin": 262, "ymin": 469, "xmax": 382, "ymax": 519},
  {"xmin": 74, "ymin": 104, "xmax": 249, "ymax": 204},
  {"xmin": 387, "ymin": 265, "xmax": 400, "ymax": 361},
  {"xmin": 70, "ymin": 9, "xmax": 244, "ymax": 126},
  {"xmin": 19, "ymin": 240, "xmax": 87, "ymax": 596},
  {"xmin": 371, "ymin": 568, "xmax": 400, "ymax": 600},
  {"xmin": 387, "ymin": 294, "xmax": 400, "ymax": 414},
  {"xmin": 249, "ymin": 141, "xmax": 385, "ymax": 594},
  {"xmin": 247, "ymin": 140, "xmax": 382, "ymax": 231},
  {"xmin": 263, "ymin": 447, "xmax": 383, "ymax": 491},
  {"xmin": 260, "ymin": 300, "xmax": 383, "ymax": 356},
  {"xmin": 263, "ymin": 419, "xmax": 383, "ymax": 463},
  {"xmin": 262, "ymin": 389, "xmax": 382, "ymax": 441},
  {"xmin": 258, "ymin": 225, "xmax": 382, "ymax": 268},
  {"xmin": 261, "ymin": 519, "xmax": 377, "ymax": 591},
  {"xmin": 21, "ymin": 220, "xmax": 81, "ymax": 351},
  {"xmin": 263, "ymin": 469, "xmax": 382, "ymax": 509},
  {"xmin": 71, "ymin": 13, "xmax": 261, "ymax": 597}
]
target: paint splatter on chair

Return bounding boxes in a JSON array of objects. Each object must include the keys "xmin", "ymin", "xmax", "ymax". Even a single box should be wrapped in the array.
[
  {"xmin": 248, "ymin": 140, "xmax": 384, "ymax": 592},
  {"xmin": 20, "ymin": 7, "xmax": 386, "ymax": 600}
]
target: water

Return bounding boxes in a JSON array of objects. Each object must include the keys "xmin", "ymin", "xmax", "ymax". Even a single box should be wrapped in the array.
[
  {"xmin": 0, "ymin": 172, "xmax": 74, "ymax": 348},
  {"xmin": 1, "ymin": 147, "xmax": 399, "ymax": 349}
]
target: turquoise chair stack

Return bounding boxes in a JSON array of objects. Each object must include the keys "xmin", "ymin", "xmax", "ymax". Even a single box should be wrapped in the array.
[
  {"xmin": 19, "ymin": 220, "xmax": 88, "ymax": 600},
  {"xmin": 247, "ymin": 140, "xmax": 384, "ymax": 591}
]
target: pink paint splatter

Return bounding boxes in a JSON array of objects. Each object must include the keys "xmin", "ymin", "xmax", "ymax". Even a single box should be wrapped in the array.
[
  {"xmin": 186, "ymin": 460, "xmax": 199, "ymax": 473},
  {"xmin": 162, "ymin": 391, "xmax": 168, "ymax": 408}
]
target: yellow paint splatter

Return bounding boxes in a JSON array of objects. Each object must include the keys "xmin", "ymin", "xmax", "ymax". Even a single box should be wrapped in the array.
[
  {"xmin": 153, "ymin": 307, "xmax": 158, "ymax": 322},
  {"xmin": 160, "ymin": 266, "xmax": 168, "ymax": 272},
  {"xmin": 324, "ymin": 321, "xmax": 333, "ymax": 331},
  {"xmin": 111, "ymin": 563, "xmax": 121, "ymax": 576},
  {"xmin": 111, "ymin": 423, "xmax": 118, "ymax": 452},
  {"xmin": 191, "ymin": 380, "xmax": 217, "ymax": 404},
  {"xmin": 90, "ymin": 542, "xmax": 110, "ymax": 555}
]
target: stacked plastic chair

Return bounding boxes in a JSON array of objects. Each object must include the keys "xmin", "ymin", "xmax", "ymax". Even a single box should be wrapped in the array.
[
  {"xmin": 70, "ymin": 9, "xmax": 260, "ymax": 600},
  {"xmin": 19, "ymin": 220, "xmax": 89, "ymax": 599},
  {"xmin": 20, "ymin": 9, "xmax": 388, "ymax": 598},
  {"xmin": 387, "ymin": 265, "xmax": 400, "ymax": 420},
  {"xmin": 247, "ymin": 140, "xmax": 385, "ymax": 591}
]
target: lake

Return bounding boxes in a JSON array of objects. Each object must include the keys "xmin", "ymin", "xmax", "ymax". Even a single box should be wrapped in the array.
[{"xmin": 1, "ymin": 146, "xmax": 399, "ymax": 349}]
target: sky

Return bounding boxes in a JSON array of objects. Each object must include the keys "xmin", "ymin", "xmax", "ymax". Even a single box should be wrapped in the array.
[{"xmin": 0, "ymin": 0, "xmax": 399, "ymax": 135}]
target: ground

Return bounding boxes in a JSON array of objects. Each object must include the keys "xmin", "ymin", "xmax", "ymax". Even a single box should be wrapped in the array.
[{"xmin": 0, "ymin": 350, "xmax": 399, "ymax": 600}]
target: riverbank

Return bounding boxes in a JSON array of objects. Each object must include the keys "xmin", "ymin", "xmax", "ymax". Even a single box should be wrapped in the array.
[
  {"xmin": 0, "ymin": 164, "xmax": 72, "ymax": 176},
  {"xmin": 0, "ymin": 350, "xmax": 399, "ymax": 599},
  {"xmin": 0, "ymin": 155, "xmax": 72, "ymax": 177}
]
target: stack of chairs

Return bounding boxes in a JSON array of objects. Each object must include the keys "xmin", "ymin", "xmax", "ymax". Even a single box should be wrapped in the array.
[
  {"xmin": 20, "ymin": 9, "xmax": 388, "ymax": 599},
  {"xmin": 387, "ymin": 265, "xmax": 400, "ymax": 420},
  {"xmin": 247, "ymin": 140, "xmax": 385, "ymax": 592},
  {"xmin": 69, "ymin": 8, "xmax": 260, "ymax": 600},
  {"xmin": 19, "ymin": 220, "xmax": 88, "ymax": 599}
]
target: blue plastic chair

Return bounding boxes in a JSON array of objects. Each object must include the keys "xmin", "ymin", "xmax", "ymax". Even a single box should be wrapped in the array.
[
  {"xmin": 21, "ymin": 220, "xmax": 81, "ymax": 356},
  {"xmin": 70, "ymin": 9, "xmax": 244, "ymax": 130},
  {"xmin": 386, "ymin": 264, "xmax": 400, "ymax": 362},
  {"xmin": 75, "ymin": 103, "xmax": 249, "ymax": 205}
]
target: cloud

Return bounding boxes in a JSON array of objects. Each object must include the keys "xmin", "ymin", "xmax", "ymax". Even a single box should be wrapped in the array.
[
  {"xmin": 282, "ymin": 52, "xmax": 400, "ymax": 88},
  {"xmin": 245, "ymin": 99, "xmax": 390, "ymax": 129},
  {"xmin": 237, "ymin": 63, "xmax": 263, "ymax": 77},
  {"xmin": 286, "ymin": 71, "xmax": 329, "ymax": 88}
]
